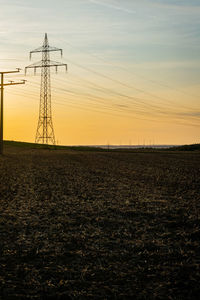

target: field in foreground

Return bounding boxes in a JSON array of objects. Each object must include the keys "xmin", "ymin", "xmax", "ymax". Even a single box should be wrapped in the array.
[{"xmin": 0, "ymin": 145, "xmax": 200, "ymax": 299}]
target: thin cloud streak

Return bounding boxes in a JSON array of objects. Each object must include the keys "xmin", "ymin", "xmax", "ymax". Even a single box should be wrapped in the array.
[
  {"xmin": 130, "ymin": 60, "xmax": 200, "ymax": 70},
  {"xmin": 141, "ymin": 0, "xmax": 200, "ymax": 13},
  {"xmin": 89, "ymin": 0, "xmax": 135, "ymax": 14}
]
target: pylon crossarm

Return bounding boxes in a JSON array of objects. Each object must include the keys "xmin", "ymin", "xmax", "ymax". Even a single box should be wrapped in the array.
[
  {"xmin": 26, "ymin": 60, "xmax": 66, "ymax": 68},
  {"xmin": 0, "ymin": 81, "xmax": 26, "ymax": 87},
  {"xmin": 30, "ymin": 46, "xmax": 63, "ymax": 59},
  {"xmin": 25, "ymin": 61, "xmax": 43, "ymax": 75},
  {"xmin": 26, "ymin": 61, "xmax": 43, "ymax": 68},
  {"xmin": 25, "ymin": 61, "xmax": 67, "ymax": 74},
  {"xmin": 0, "ymin": 69, "xmax": 21, "ymax": 75}
]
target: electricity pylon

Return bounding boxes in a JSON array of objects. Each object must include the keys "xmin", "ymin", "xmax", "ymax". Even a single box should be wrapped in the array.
[
  {"xmin": 25, "ymin": 33, "xmax": 67, "ymax": 145},
  {"xmin": 0, "ymin": 69, "xmax": 26, "ymax": 154}
]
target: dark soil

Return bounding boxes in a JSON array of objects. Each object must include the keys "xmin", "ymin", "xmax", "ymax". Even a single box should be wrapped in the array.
[{"xmin": 0, "ymin": 145, "xmax": 200, "ymax": 299}]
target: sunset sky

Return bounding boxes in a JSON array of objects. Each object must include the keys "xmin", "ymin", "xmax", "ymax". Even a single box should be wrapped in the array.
[{"xmin": 0, "ymin": 0, "xmax": 199, "ymax": 145}]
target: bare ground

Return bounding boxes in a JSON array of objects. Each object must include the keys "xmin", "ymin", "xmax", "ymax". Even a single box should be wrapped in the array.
[{"xmin": 0, "ymin": 146, "xmax": 200, "ymax": 299}]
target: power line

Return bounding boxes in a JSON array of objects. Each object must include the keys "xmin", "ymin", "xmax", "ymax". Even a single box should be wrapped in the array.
[
  {"xmin": 11, "ymin": 76, "xmax": 200, "ymax": 125},
  {"xmin": 59, "ymin": 38, "xmax": 199, "ymax": 100},
  {"xmin": 10, "ymin": 46, "xmax": 199, "ymax": 114},
  {"xmin": 50, "ymin": 73, "xmax": 200, "ymax": 123},
  {"xmin": 8, "ymin": 85, "xmax": 200, "ymax": 128},
  {"xmin": 5, "ymin": 40, "xmax": 199, "ymax": 131},
  {"xmin": 11, "ymin": 75, "xmax": 200, "ymax": 126}
]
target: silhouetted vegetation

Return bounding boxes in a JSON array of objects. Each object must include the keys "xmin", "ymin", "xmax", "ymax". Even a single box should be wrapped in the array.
[
  {"xmin": 168, "ymin": 143, "xmax": 200, "ymax": 151},
  {"xmin": 4, "ymin": 140, "xmax": 105, "ymax": 152}
]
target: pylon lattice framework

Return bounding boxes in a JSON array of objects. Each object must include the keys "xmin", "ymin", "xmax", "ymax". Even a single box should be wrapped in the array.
[{"xmin": 25, "ymin": 33, "xmax": 67, "ymax": 145}]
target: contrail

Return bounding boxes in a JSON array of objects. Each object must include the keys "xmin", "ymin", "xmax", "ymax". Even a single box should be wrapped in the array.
[{"xmin": 89, "ymin": 0, "xmax": 135, "ymax": 14}]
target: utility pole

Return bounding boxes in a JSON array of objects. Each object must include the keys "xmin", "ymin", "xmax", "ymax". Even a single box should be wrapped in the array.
[
  {"xmin": 25, "ymin": 33, "xmax": 67, "ymax": 145},
  {"xmin": 0, "ymin": 69, "xmax": 26, "ymax": 155}
]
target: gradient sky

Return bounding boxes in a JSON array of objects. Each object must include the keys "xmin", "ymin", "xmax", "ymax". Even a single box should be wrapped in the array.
[{"xmin": 0, "ymin": 0, "xmax": 199, "ymax": 145}]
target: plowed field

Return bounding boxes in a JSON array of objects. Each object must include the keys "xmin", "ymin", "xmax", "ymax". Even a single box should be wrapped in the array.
[{"xmin": 0, "ymin": 146, "xmax": 200, "ymax": 299}]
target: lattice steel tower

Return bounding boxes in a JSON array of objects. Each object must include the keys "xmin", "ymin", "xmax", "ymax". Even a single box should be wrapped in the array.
[{"xmin": 25, "ymin": 33, "xmax": 67, "ymax": 145}]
